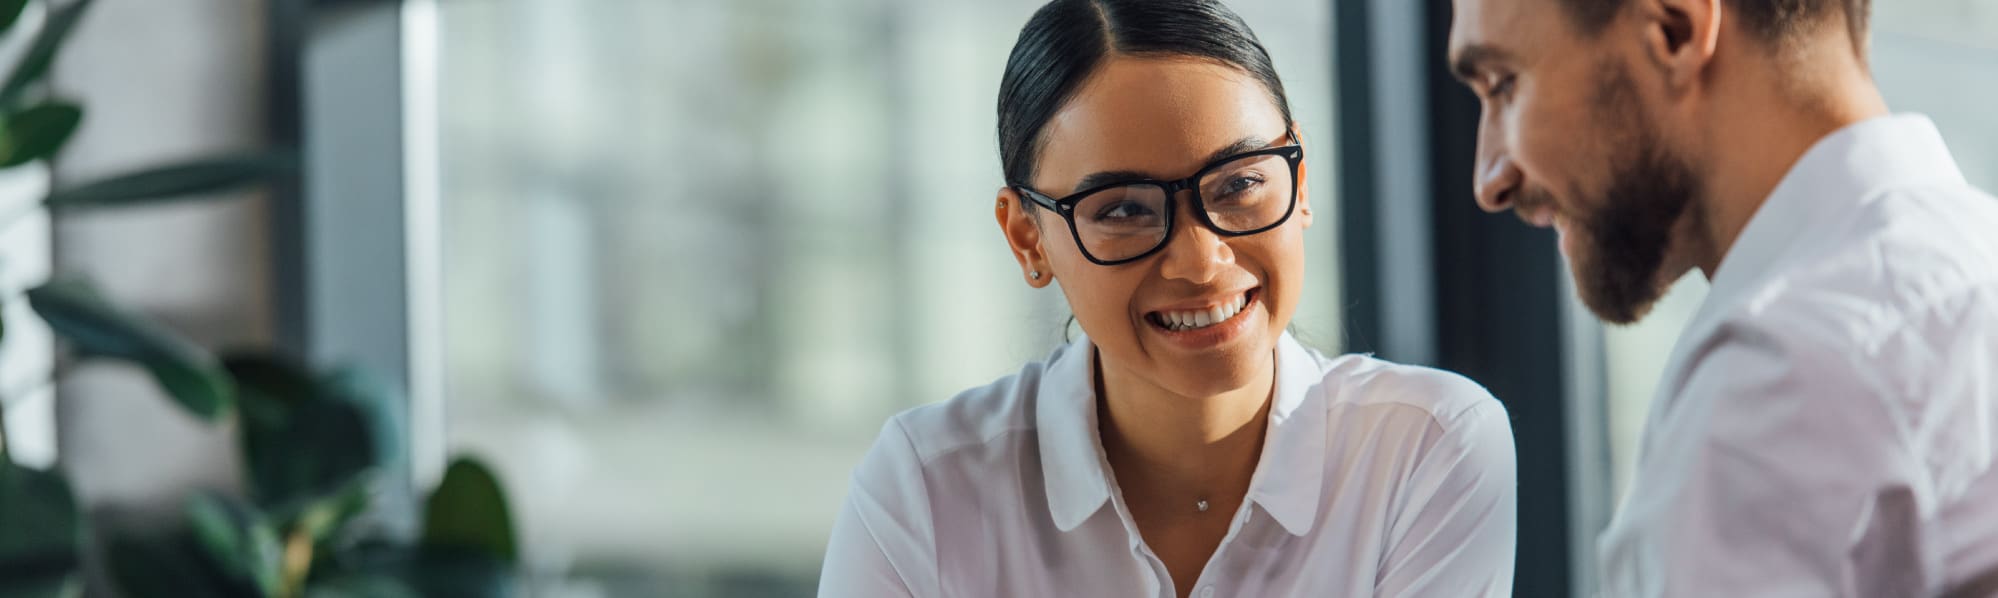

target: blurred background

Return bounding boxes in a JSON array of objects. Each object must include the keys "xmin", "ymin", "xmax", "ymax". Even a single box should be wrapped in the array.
[{"xmin": 0, "ymin": 0, "xmax": 1990, "ymax": 596}]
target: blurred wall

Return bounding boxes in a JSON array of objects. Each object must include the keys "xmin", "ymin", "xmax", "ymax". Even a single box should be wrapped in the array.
[{"xmin": 51, "ymin": 0, "xmax": 270, "ymax": 520}]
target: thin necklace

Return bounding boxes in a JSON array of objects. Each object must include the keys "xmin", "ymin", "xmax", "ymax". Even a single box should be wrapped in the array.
[{"xmin": 1195, "ymin": 499, "xmax": 1210, "ymax": 512}]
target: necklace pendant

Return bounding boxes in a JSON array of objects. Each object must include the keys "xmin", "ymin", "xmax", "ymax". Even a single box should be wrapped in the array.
[{"xmin": 1195, "ymin": 499, "xmax": 1210, "ymax": 512}]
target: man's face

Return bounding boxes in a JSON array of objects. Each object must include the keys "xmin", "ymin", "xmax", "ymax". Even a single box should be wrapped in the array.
[{"xmin": 1448, "ymin": 0, "xmax": 1702, "ymax": 324}]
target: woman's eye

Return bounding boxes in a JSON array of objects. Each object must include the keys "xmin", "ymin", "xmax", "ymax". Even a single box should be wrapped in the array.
[
  {"xmin": 1096, "ymin": 201, "xmax": 1155, "ymax": 220},
  {"xmin": 1224, "ymin": 176, "xmax": 1262, "ymax": 194},
  {"xmin": 1212, "ymin": 175, "xmax": 1264, "ymax": 199}
]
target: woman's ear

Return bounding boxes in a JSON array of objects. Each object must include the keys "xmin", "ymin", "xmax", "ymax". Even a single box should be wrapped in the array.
[
  {"xmin": 996, "ymin": 187, "xmax": 1055, "ymax": 287},
  {"xmin": 1293, "ymin": 124, "xmax": 1313, "ymax": 229}
]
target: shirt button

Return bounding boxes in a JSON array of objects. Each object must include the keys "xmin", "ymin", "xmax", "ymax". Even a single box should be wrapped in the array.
[{"xmin": 1200, "ymin": 586, "xmax": 1216, "ymax": 598}]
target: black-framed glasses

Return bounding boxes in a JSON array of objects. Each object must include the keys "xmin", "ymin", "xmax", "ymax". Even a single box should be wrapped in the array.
[{"xmin": 1012, "ymin": 143, "xmax": 1305, "ymax": 266}]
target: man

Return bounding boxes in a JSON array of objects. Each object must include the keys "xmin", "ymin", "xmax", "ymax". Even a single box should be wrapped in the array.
[{"xmin": 1447, "ymin": 0, "xmax": 1998, "ymax": 595}]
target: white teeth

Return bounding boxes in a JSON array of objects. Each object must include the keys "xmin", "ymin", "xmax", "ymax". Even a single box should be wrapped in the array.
[{"xmin": 1157, "ymin": 291, "xmax": 1253, "ymax": 331}]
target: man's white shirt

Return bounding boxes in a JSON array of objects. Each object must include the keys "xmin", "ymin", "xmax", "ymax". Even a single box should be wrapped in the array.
[{"xmin": 1599, "ymin": 114, "xmax": 1998, "ymax": 597}]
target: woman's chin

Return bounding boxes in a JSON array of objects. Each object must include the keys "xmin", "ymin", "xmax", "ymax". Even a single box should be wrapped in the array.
[{"xmin": 1150, "ymin": 342, "xmax": 1274, "ymax": 398}]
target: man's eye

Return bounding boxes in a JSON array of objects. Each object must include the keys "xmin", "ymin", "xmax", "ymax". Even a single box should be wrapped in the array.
[{"xmin": 1489, "ymin": 74, "xmax": 1517, "ymax": 99}]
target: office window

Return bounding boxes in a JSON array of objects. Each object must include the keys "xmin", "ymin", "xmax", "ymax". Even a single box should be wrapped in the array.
[
  {"xmin": 417, "ymin": 1, "xmax": 1340, "ymax": 595},
  {"xmin": 1602, "ymin": 1, "xmax": 1998, "ymax": 501}
]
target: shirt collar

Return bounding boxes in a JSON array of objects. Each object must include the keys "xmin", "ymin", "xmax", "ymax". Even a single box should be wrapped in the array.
[
  {"xmin": 1037, "ymin": 332, "xmax": 1329, "ymax": 535},
  {"xmin": 1036, "ymin": 336, "xmax": 1111, "ymax": 532},
  {"xmin": 1699, "ymin": 114, "xmax": 1966, "ymax": 324}
]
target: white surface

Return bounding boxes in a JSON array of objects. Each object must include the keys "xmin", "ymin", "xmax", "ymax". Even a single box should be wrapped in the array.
[{"xmin": 0, "ymin": 164, "xmax": 53, "ymax": 468}]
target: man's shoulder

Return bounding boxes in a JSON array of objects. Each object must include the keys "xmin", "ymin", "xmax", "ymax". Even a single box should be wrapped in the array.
[
  {"xmin": 1672, "ymin": 180, "xmax": 1998, "ymax": 447},
  {"xmin": 1738, "ymin": 180, "xmax": 1998, "ymax": 345}
]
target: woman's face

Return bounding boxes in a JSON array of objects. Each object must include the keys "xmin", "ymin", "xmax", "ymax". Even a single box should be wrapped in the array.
[{"xmin": 999, "ymin": 55, "xmax": 1311, "ymax": 398}]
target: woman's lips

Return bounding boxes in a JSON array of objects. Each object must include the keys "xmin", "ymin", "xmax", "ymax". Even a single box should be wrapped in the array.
[
  {"xmin": 1142, "ymin": 287, "xmax": 1262, "ymax": 350},
  {"xmin": 1146, "ymin": 289, "xmax": 1253, "ymax": 331}
]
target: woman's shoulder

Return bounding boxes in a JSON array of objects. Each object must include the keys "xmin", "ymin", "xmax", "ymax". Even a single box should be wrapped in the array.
[
  {"xmin": 1308, "ymin": 349, "xmax": 1508, "ymax": 433},
  {"xmin": 1298, "ymin": 351, "xmax": 1515, "ymax": 505},
  {"xmin": 865, "ymin": 340, "xmax": 1083, "ymax": 472}
]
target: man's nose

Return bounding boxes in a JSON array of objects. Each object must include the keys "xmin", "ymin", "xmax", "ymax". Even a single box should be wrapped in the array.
[
  {"xmin": 1473, "ymin": 117, "xmax": 1522, "ymax": 213},
  {"xmin": 1473, "ymin": 152, "xmax": 1522, "ymax": 213}
]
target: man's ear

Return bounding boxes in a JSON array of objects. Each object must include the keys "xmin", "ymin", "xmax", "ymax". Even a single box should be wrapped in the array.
[
  {"xmin": 1641, "ymin": 0, "xmax": 1722, "ymax": 94},
  {"xmin": 996, "ymin": 187, "xmax": 1055, "ymax": 287}
]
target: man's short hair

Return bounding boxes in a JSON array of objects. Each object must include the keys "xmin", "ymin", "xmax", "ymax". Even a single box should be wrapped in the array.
[{"xmin": 1556, "ymin": 0, "xmax": 1871, "ymax": 48}]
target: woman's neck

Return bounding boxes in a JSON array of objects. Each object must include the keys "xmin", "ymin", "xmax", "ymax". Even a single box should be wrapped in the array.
[{"xmin": 1093, "ymin": 347, "xmax": 1276, "ymax": 502}]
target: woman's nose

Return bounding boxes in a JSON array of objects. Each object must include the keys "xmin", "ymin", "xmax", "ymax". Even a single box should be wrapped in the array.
[{"xmin": 1157, "ymin": 199, "xmax": 1233, "ymax": 283}]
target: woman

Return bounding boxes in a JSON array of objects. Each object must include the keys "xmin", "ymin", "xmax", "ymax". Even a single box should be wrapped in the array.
[{"xmin": 819, "ymin": 1, "xmax": 1516, "ymax": 596}]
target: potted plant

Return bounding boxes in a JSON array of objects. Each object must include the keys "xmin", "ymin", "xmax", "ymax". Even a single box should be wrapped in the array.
[{"xmin": 0, "ymin": 1, "xmax": 520, "ymax": 596}]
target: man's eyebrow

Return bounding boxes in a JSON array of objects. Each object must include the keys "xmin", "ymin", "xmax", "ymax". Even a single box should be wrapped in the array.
[
  {"xmin": 1450, "ymin": 43, "xmax": 1512, "ymax": 84},
  {"xmin": 1071, "ymin": 135, "xmax": 1275, "ymax": 193}
]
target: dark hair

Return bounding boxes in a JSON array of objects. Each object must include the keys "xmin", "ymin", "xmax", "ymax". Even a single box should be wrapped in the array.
[
  {"xmin": 1556, "ymin": 0, "xmax": 1871, "ymax": 49},
  {"xmin": 996, "ymin": 0, "xmax": 1295, "ymax": 193}
]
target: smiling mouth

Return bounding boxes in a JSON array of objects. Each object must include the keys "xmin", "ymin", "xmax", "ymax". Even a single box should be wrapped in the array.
[{"xmin": 1144, "ymin": 288, "xmax": 1259, "ymax": 332}]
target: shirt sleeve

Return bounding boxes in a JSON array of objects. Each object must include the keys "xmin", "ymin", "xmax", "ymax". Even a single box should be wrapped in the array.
[
  {"xmin": 1607, "ymin": 316, "xmax": 1931, "ymax": 597},
  {"xmin": 1375, "ymin": 399, "xmax": 1519, "ymax": 597},
  {"xmin": 817, "ymin": 418, "xmax": 937, "ymax": 598}
]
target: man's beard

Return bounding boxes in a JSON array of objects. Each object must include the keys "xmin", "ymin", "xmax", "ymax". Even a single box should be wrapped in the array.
[{"xmin": 1548, "ymin": 65, "xmax": 1700, "ymax": 325}]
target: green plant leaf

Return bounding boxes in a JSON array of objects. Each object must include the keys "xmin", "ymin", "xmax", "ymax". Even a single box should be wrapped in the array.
[
  {"xmin": 304, "ymin": 542, "xmax": 512, "ymax": 598},
  {"xmin": 44, "ymin": 150, "xmax": 298, "ymax": 210},
  {"xmin": 0, "ymin": 0, "xmax": 95, "ymax": 110},
  {"xmin": 319, "ymin": 365, "xmax": 405, "ymax": 483},
  {"xmin": 26, "ymin": 278, "xmax": 234, "ymax": 420},
  {"xmin": 185, "ymin": 493, "xmax": 284, "ymax": 598},
  {"xmin": 246, "ymin": 407, "xmax": 376, "ymax": 520},
  {"xmin": 104, "ymin": 529, "xmax": 248, "ymax": 598},
  {"xmin": 0, "ymin": 576, "xmax": 73, "ymax": 598},
  {"xmin": 401, "ymin": 547, "xmax": 517, "ymax": 598},
  {"xmin": 0, "ymin": 0, "xmax": 26, "ymax": 39},
  {"xmin": 292, "ymin": 475, "xmax": 372, "ymax": 549},
  {"xmin": 245, "ymin": 398, "xmax": 375, "ymax": 518},
  {"xmin": 0, "ymin": 102, "xmax": 81, "ymax": 167},
  {"xmin": 0, "ymin": 461, "xmax": 82, "ymax": 598},
  {"xmin": 302, "ymin": 573, "xmax": 420, "ymax": 598},
  {"xmin": 421, "ymin": 458, "xmax": 517, "ymax": 564},
  {"xmin": 224, "ymin": 353, "xmax": 380, "ymax": 520},
  {"xmin": 225, "ymin": 352, "xmax": 318, "ymax": 434}
]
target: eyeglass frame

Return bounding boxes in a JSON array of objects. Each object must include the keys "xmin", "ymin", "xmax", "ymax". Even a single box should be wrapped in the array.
[{"xmin": 1010, "ymin": 141, "xmax": 1306, "ymax": 266}]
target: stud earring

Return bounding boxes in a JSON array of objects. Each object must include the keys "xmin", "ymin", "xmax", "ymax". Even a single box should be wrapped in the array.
[{"xmin": 1030, "ymin": 270, "xmax": 1042, "ymax": 280}]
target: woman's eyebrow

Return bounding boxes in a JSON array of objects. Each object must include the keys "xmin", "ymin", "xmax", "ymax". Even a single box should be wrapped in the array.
[
  {"xmin": 1202, "ymin": 135, "xmax": 1272, "ymax": 165},
  {"xmin": 1072, "ymin": 170, "xmax": 1152, "ymax": 193},
  {"xmin": 1069, "ymin": 135, "xmax": 1275, "ymax": 193}
]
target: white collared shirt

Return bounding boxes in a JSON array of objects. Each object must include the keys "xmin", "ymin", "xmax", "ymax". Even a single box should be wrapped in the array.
[
  {"xmin": 818, "ymin": 333, "xmax": 1516, "ymax": 597},
  {"xmin": 1598, "ymin": 115, "xmax": 1998, "ymax": 597}
]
